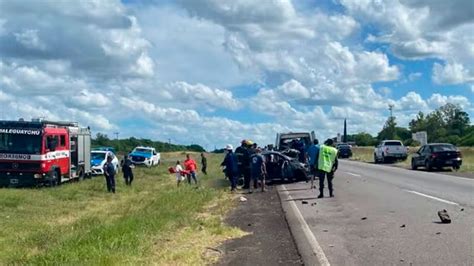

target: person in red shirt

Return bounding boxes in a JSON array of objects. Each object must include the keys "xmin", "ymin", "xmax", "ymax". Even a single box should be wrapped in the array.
[{"xmin": 184, "ymin": 154, "xmax": 198, "ymax": 184}]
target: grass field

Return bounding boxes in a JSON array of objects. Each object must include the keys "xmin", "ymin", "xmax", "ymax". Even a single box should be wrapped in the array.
[
  {"xmin": 350, "ymin": 146, "xmax": 474, "ymax": 172},
  {"xmin": 0, "ymin": 152, "xmax": 245, "ymax": 265}
]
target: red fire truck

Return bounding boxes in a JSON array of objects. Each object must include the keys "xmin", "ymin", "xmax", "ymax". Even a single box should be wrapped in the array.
[{"xmin": 0, "ymin": 119, "xmax": 91, "ymax": 187}]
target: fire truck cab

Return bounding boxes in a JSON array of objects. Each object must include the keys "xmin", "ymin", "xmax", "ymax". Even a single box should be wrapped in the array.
[{"xmin": 0, "ymin": 119, "xmax": 91, "ymax": 187}]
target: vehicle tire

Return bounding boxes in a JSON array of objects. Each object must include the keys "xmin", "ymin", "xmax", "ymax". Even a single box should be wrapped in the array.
[
  {"xmin": 411, "ymin": 159, "xmax": 417, "ymax": 170},
  {"xmin": 77, "ymin": 166, "xmax": 84, "ymax": 181},
  {"xmin": 374, "ymin": 154, "xmax": 378, "ymax": 164},
  {"xmin": 453, "ymin": 165, "xmax": 460, "ymax": 171},
  {"xmin": 425, "ymin": 160, "xmax": 432, "ymax": 171},
  {"xmin": 381, "ymin": 154, "xmax": 386, "ymax": 164},
  {"xmin": 49, "ymin": 169, "xmax": 60, "ymax": 187}
]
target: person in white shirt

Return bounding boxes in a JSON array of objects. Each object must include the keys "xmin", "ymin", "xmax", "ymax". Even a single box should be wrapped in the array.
[{"xmin": 175, "ymin": 160, "xmax": 184, "ymax": 187}]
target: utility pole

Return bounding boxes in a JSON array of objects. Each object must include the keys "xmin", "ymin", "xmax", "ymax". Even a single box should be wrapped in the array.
[
  {"xmin": 388, "ymin": 104, "xmax": 394, "ymax": 118},
  {"xmin": 114, "ymin": 132, "xmax": 119, "ymax": 140},
  {"xmin": 168, "ymin": 138, "xmax": 171, "ymax": 145}
]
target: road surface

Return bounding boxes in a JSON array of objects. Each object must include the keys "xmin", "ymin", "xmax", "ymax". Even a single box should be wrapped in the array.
[{"xmin": 279, "ymin": 160, "xmax": 474, "ymax": 265}]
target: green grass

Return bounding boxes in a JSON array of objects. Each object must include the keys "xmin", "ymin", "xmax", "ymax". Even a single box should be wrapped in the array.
[
  {"xmin": 350, "ymin": 146, "xmax": 474, "ymax": 172},
  {"xmin": 0, "ymin": 152, "xmax": 244, "ymax": 265}
]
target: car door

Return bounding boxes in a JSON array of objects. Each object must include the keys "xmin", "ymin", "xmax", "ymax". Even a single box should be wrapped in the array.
[
  {"xmin": 419, "ymin": 145, "xmax": 430, "ymax": 163},
  {"xmin": 414, "ymin": 146, "xmax": 424, "ymax": 165}
]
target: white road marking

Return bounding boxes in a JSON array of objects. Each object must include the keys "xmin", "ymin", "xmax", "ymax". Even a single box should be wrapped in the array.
[
  {"xmin": 281, "ymin": 184, "xmax": 330, "ymax": 266},
  {"xmin": 345, "ymin": 172, "xmax": 361, "ymax": 177},
  {"xmin": 404, "ymin": 190, "xmax": 459, "ymax": 206}
]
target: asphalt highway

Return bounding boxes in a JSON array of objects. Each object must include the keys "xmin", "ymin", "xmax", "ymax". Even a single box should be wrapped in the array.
[{"xmin": 279, "ymin": 160, "xmax": 474, "ymax": 265}]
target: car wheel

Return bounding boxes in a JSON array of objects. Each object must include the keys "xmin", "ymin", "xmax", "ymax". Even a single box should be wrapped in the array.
[
  {"xmin": 425, "ymin": 160, "xmax": 432, "ymax": 171},
  {"xmin": 49, "ymin": 169, "xmax": 60, "ymax": 187},
  {"xmin": 411, "ymin": 159, "xmax": 417, "ymax": 170},
  {"xmin": 374, "ymin": 154, "xmax": 378, "ymax": 164},
  {"xmin": 381, "ymin": 154, "xmax": 386, "ymax": 164}
]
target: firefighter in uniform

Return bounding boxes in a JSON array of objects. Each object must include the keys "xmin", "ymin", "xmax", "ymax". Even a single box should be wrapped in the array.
[
  {"xmin": 317, "ymin": 139, "xmax": 338, "ymax": 198},
  {"xmin": 235, "ymin": 140, "xmax": 251, "ymax": 189}
]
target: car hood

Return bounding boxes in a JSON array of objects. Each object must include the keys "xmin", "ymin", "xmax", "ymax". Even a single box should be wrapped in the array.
[
  {"xmin": 130, "ymin": 151, "xmax": 152, "ymax": 158},
  {"xmin": 91, "ymin": 158, "xmax": 104, "ymax": 166}
]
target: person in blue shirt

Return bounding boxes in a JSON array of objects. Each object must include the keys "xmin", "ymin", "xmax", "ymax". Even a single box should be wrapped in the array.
[
  {"xmin": 221, "ymin": 144, "xmax": 239, "ymax": 192},
  {"xmin": 103, "ymin": 156, "xmax": 116, "ymax": 193},
  {"xmin": 306, "ymin": 139, "xmax": 320, "ymax": 188},
  {"xmin": 250, "ymin": 147, "xmax": 267, "ymax": 193}
]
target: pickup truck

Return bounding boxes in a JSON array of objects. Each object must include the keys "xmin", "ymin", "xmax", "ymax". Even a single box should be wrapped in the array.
[
  {"xmin": 374, "ymin": 140, "xmax": 408, "ymax": 163},
  {"xmin": 128, "ymin": 146, "xmax": 160, "ymax": 167}
]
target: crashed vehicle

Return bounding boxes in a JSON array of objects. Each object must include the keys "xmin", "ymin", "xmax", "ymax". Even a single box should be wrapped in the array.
[
  {"xmin": 261, "ymin": 151, "xmax": 309, "ymax": 183},
  {"xmin": 275, "ymin": 131, "xmax": 315, "ymax": 162}
]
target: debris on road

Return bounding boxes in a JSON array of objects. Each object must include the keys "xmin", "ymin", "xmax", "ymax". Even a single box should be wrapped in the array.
[
  {"xmin": 400, "ymin": 224, "xmax": 406, "ymax": 228},
  {"xmin": 247, "ymin": 223, "xmax": 252, "ymax": 227},
  {"xmin": 301, "ymin": 200, "xmax": 308, "ymax": 204},
  {"xmin": 239, "ymin": 196, "xmax": 248, "ymax": 202},
  {"xmin": 329, "ymin": 245, "xmax": 334, "ymax": 248},
  {"xmin": 437, "ymin": 209, "xmax": 451, "ymax": 223},
  {"xmin": 323, "ymin": 229, "xmax": 328, "ymax": 232},
  {"xmin": 311, "ymin": 202, "xmax": 317, "ymax": 206},
  {"xmin": 436, "ymin": 232, "xmax": 441, "ymax": 235},
  {"xmin": 361, "ymin": 217, "xmax": 367, "ymax": 220},
  {"xmin": 460, "ymin": 208, "xmax": 464, "ymax": 212}
]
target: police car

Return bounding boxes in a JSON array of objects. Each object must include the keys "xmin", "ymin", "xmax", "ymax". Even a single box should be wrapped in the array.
[
  {"xmin": 90, "ymin": 149, "xmax": 119, "ymax": 175},
  {"xmin": 128, "ymin": 146, "xmax": 160, "ymax": 167}
]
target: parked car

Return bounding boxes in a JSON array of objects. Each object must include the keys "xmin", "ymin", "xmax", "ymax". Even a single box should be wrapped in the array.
[
  {"xmin": 260, "ymin": 151, "xmax": 309, "ymax": 183},
  {"xmin": 374, "ymin": 140, "xmax": 408, "ymax": 163},
  {"xmin": 411, "ymin": 143, "xmax": 462, "ymax": 171},
  {"xmin": 128, "ymin": 146, "xmax": 160, "ymax": 167},
  {"xmin": 337, "ymin": 144, "xmax": 352, "ymax": 158},
  {"xmin": 91, "ymin": 150, "xmax": 119, "ymax": 175}
]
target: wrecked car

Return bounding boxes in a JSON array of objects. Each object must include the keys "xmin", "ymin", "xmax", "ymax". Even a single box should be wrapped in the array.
[{"xmin": 261, "ymin": 151, "xmax": 309, "ymax": 183}]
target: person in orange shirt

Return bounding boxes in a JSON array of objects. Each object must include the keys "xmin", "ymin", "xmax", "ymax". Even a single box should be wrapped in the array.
[{"xmin": 184, "ymin": 154, "xmax": 198, "ymax": 184}]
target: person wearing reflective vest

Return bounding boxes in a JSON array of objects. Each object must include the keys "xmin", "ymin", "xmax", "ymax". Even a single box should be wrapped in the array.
[{"xmin": 317, "ymin": 138, "xmax": 338, "ymax": 198}]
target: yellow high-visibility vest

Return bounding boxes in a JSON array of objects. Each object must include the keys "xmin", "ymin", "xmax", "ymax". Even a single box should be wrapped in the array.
[{"xmin": 318, "ymin": 145, "xmax": 337, "ymax": 173}]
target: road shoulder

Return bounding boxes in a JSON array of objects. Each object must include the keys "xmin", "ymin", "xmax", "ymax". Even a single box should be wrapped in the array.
[{"xmin": 216, "ymin": 186, "xmax": 302, "ymax": 266}]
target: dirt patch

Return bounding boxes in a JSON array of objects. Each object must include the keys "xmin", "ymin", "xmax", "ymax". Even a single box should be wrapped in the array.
[{"xmin": 216, "ymin": 186, "xmax": 302, "ymax": 266}]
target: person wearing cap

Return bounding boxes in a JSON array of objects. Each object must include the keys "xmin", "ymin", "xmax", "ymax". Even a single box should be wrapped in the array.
[
  {"xmin": 103, "ymin": 155, "xmax": 116, "ymax": 193},
  {"xmin": 317, "ymin": 138, "xmax": 338, "ymax": 198},
  {"xmin": 235, "ymin": 140, "xmax": 251, "ymax": 189},
  {"xmin": 250, "ymin": 147, "xmax": 266, "ymax": 193},
  {"xmin": 221, "ymin": 144, "xmax": 239, "ymax": 192}
]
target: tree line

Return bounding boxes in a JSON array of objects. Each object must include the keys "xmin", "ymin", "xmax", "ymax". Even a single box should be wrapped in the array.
[
  {"xmin": 92, "ymin": 133, "xmax": 205, "ymax": 154},
  {"xmin": 346, "ymin": 103, "xmax": 473, "ymax": 146}
]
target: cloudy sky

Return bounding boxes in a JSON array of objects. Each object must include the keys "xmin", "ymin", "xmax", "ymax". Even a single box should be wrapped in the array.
[{"xmin": 0, "ymin": 0, "xmax": 472, "ymax": 149}]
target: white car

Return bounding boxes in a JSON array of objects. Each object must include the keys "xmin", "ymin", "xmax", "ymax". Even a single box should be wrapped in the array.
[
  {"xmin": 91, "ymin": 150, "xmax": 119, "ymax": 175},
  {"xmin": 128, "ymin": 146, "xmax": 160, "ymax": 167}
]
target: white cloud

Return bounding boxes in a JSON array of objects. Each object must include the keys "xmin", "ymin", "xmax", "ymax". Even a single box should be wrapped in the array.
[
  {"xmin": 427, "ymin": 93, "xmax": 471, "ymax": 109},
  {"xmin": 14, "ymin": 29, "xmax": 46, "ymax": 50},
  {"xmin": 408, "ymin": 72, "xmax": 422, "ymax": 81},
  {"xmin": 432, "ymin": 62, "xmax": 474, "ymax": 85}
]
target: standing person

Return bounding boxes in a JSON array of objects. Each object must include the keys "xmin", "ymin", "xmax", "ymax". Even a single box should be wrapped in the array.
[
  {"xmin": 121, "ymin": 154, "xmax": 135, "ymax": 186},
  {"xmin": 306, "ymin": 139, "xmax": 320, "ymax": 189},
  {"xmin": 200, "ymin": 153, "xmax": 208, "ymax": 175},
  {"xmin": 221, "ymin": 144, "xmax": 239, "ymax": 192},
  {"xmin": 103, "ymin": 156, "xmax": 116, "ymax": 193},
  {"xmin": 175, "ymin": 160, "xmax": 184, "ymax": 187},
  {"xmin": 250, "ymin": 148, "xmax": 267, "ymax": 193},
  {"xmin": 317, "ymin": 139, "xmax": 338, "ymax": 198},
  {"xmin": 235, "ymin": 140, "xmax": 251, "ymax": 189},
  {"xmin": 184, "ymin": 154, "xmax": 198, "ymax": 184}
]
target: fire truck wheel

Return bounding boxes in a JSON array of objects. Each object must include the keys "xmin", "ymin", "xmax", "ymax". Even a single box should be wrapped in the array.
[
  {"xmin": 77, "ymin": 167, "xmax": 85, "ymax": 181},
  {"xmin": 49, "ymin": 169, "xmax": 60, "ymax": 187}
]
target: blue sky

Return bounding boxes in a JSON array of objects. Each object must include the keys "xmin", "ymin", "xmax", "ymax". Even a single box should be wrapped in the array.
[{"xmin": 0, "ymin": 0, "xmax": 472, "ymax": 148}]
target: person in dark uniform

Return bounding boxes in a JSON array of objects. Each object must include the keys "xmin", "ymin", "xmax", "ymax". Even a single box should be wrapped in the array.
[
  {"xmin": 201, "ymin": 152, "xmax": 207, "ymax": 175},
  {"xmin": 221, "ymin": 144, "xmax": 239, "ymax": 192},
  {"xmin": 121, "ymin": 154, "xmax": 134, "ymax": 186},
  {"xmin": 235, "ymin": 140, "xmax": 251, "ymax": 189},
  {"xmin": 103, "ymin": 156, "xmax": 116, "ymax": 193}
]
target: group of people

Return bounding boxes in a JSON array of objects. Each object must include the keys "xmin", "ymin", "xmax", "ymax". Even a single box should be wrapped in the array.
[
  {"xmin": 172, "ymin": 153, "xmax": 207, "ymax": 187},
  {"xmin": 219, "ymin": 137, "xmax": 339, "ymax": 198},
  {"xmin": 103, "ymin": 154, "xmax": 135, "ymax": 193},
  {"xmin": 221, "ymin": 140, "xmax": 267, "ymax": 193}
]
